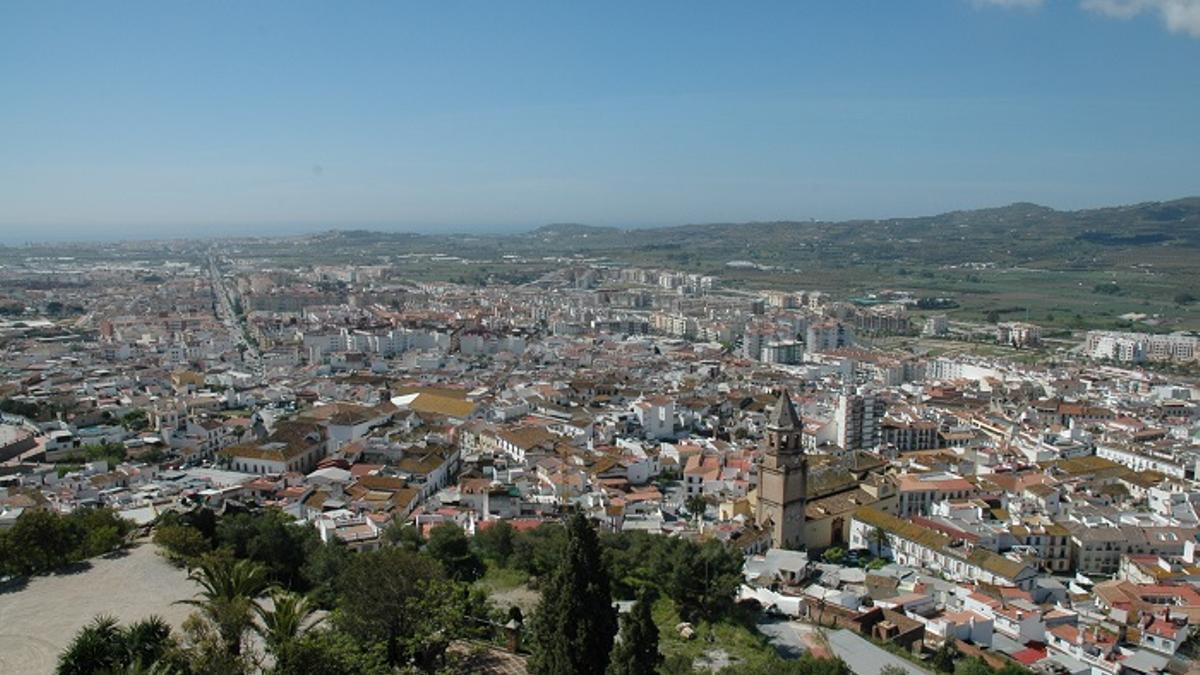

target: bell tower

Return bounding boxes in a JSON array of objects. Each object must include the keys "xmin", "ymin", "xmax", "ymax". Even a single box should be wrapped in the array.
[{"xmin": 756, "ymin": 390, "xmax": 808, "ymax": 550}]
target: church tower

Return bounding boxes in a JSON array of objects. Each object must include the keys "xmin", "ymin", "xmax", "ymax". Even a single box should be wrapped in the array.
[{"xmin": 756, "ymin": 390, "xmax": 809, "ymax": 550}]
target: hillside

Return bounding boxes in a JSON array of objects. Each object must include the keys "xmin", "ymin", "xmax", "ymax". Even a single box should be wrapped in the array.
[
  {"xmin": 203, "ymin": 197, "xmax": 1197, "ymax": 330},
  {"xmin": 511, "ymin": 198, "xmax": 1200, "ymax": 271}
]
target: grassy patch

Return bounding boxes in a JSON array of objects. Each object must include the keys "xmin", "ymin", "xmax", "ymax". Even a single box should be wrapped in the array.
[
  {"xmin": 475, "ymin": 562, "xmax": 530, "ymax": 593},
  {"xmin": 652, "ymin": 597, "xmax": 785, "ymax": 671}
]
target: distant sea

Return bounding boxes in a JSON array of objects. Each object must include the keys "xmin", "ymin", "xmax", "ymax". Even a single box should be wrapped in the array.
[
  {"xmin": 0, "ymin": 222, "xmax": 540, "ymax": 246},
  {"xmin": 0, "ymin": 219, "xmax": 683, "ymax": 246}
]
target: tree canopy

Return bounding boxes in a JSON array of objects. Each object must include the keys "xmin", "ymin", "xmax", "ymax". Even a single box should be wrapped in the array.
[
  {"xmin": 606, "ymin": 591, "xmax": 660, "ymax": 675},
  {"xmin": 424, "ymin": 522, "xmax": 484, "ymax": 582},
  {"xmin": 333, "ymin": 545, "xmax": 448, "ymax": 667},
  {"xmin": 528, "ymin": 513, "xmax": 619, "ymax": 675},
  {"xmin": 0, "ymin": 506, "xmax": 133, "ymax": 577}
]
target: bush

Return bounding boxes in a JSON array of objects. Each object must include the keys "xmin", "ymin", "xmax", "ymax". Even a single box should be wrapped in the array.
[
  {"xmin": 273, "ymin": 628, "xmax": 390, "ymax": 675},
  {"xmin": 121, "ymin": 409, "xmax": 150, "ymax": 432},
  {"xmin": 0, "ymin": 507, "xmax": 132, "ymax": 577},
  {"xmin": 154, "ymin": 524, "xmax": 212, "ymax": 564},
  {"xmin": 56, "ymin": 442, "xmax": 127, "ymax": 467},
  {"xmin": 931, "ymin": 641, "xmax": 959, "ymax": 673}
]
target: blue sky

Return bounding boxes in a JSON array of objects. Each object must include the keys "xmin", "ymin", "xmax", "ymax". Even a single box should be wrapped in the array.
[{"xmin": 1, "ymin": 0, "xmax": 1198, "ymax": 241}]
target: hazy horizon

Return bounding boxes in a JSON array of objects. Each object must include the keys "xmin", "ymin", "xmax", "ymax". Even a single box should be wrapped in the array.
[{"xmin": 3, "ymin": 193, "xmax": 1198, "ymax": 248}]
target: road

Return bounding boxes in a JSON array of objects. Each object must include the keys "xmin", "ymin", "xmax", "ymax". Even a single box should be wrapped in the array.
[
  {"xmin": 208, "ymin": 252, "xmax": 262, "ymax": 376},
  {"xmin": 756, "ymin": 618, "xmax": 811, "ymax": 659},
  {"xmin": 825, "ymin": 628, "xmax": 930, "ymax": 675},
  {"xmin": 756, "ymin": 617, "xmax": 842, "ymax": 661}
]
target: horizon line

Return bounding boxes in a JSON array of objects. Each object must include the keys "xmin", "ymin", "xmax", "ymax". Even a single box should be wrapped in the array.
[{"xmin": 2, "ymin": 194, "xmax": 1197, "ymax": 248}]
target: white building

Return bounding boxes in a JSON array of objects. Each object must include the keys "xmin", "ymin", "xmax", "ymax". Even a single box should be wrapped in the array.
[{"xmin": 634, "ymin": 397, "xmax": 675, "ymax": 440}]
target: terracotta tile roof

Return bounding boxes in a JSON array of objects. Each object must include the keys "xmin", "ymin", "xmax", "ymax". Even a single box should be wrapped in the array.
[
  {"xmin": 354, "ymin": 475, "xmax": 407, "ymax": 492},
  {"xmin": 350, "ymin": 463, "xmax": 383, "ymax": 477},
  {"xmin": 405, "ymin": 391, "xmax": 477, "ymax": 418}
]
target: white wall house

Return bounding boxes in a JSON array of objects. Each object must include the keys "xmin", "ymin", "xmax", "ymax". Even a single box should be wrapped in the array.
[{"xmin": 850, "ymin": 508, "xmax": 1039, "ymax": 590}]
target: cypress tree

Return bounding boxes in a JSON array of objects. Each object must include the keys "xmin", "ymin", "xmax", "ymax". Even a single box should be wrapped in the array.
[
  {"xmin": 528, "ymin": 513, "xmax": 618, "ymax": 675},
  {"xmin": 607, "ymin": 591, "xmax": 661, "ymax": 675}
]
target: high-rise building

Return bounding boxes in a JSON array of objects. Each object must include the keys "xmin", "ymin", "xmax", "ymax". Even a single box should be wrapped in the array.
[
  {"xmin": 760, "ymin": 340, "xmax": 803, "ymax": 365},
  {"xmin": 922, "ymin": 315, "xmax": 948, "ymax": 337},
  {"xmin": 996, "ymin": 322, "xmax": 1041, "ymax": 349},
  {"xmin": 741, "ymin": 328, "xmax": 767, "ymax": 361},
  {"xmin": 836, "ymin": 387, "xmax": 885, "ymax": 451},
  {"xmin": 806, "ymin": 321, "xmax": 855, "ymax": 352},
  {"xmin": 756, "ymin": 391, "xmax": 809, "ymax": 550}
]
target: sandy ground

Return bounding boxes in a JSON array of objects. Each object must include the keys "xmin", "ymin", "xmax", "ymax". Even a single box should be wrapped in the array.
[{"xmin": 0, "ymin": 542, "xmax": 196, "ymax": 675}]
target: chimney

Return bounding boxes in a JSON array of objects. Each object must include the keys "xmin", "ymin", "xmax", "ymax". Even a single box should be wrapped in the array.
[{"xmin": 504, "ymin": 619, "xmax": 522, "ymax": 653}]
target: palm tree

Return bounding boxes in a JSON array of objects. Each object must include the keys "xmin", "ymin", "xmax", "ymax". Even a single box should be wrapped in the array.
[
  {"xmin": 177, "ymin": 556, "xmax": 270, "ymax": 657},
  {"xmin": 122, "ymin": 615, "xmax": 175, "ymax": 668},
  {"xmin": 56, "ymin": 615, "xmax": 179, "ymax": 675},
  {"xmin": 254, "ymin": 589, "xmax": 323, "ymax": 657},
  {"xmin": 56, "ymin": 615, "xmax": 125, "ymax": 675},
  {"xmin": 868, "ymin": 525, "xmax": 888, "ymax": 558},
  {"xmin": 123, "ymin": 661, "xmax": 183, "ymax": 675}
]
